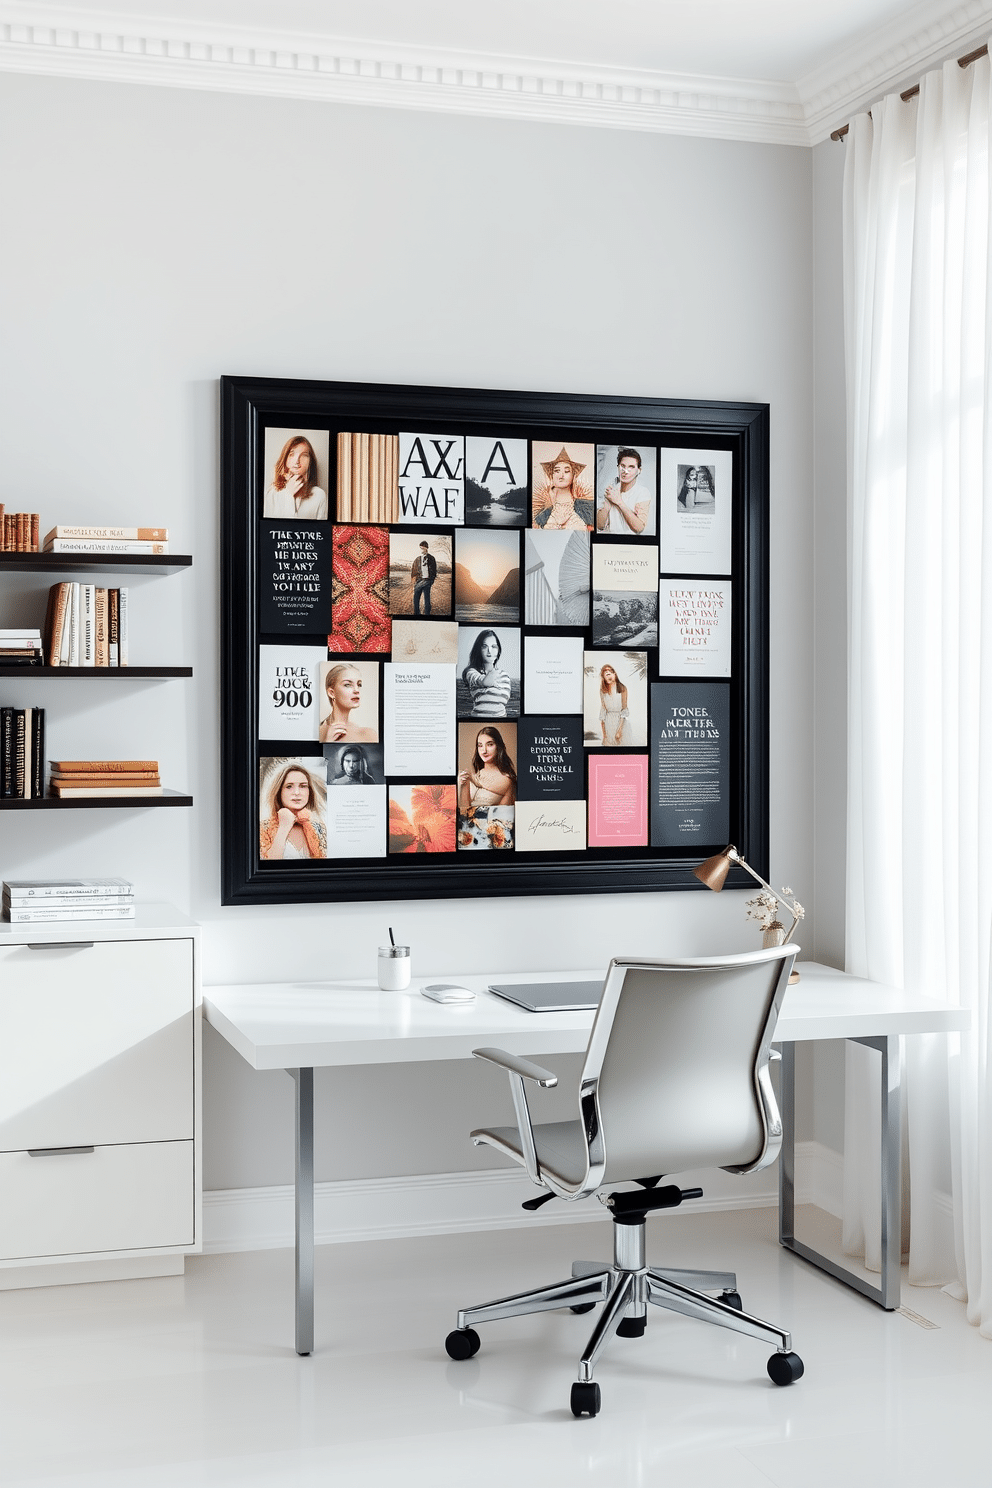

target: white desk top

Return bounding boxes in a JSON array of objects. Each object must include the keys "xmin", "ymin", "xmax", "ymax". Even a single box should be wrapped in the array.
[{"xmin": 203, "ymin": 961, "xmax": 970, "ymax": 1071}]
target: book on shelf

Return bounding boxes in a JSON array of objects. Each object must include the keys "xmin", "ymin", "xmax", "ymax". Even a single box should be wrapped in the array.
[
  {"xmin": 81, "ymin": 583, "xmax": 95, "ymax": 666},
  {"xmin": 0, "ymin": 509, "xmax": 41, "ymax": 552},
  {"xmin": 108, "ymin": 587, "xmax": 119, "ymax": 665},
  {"xmin": 3, "ymin": 901, "xmax": 137, "ymax": 923},
  {"xmin": 4, "ymin": 877, "xmax": 134, "ymax": 899},
  {"xmin": 0, "ymin": 707, "xmax": 45, "ymax": 798},
  {"xmin": 95, "ymin": 587, "xmax": 108, "ymax": 667},
  {"xmin": 51, "ymin": 759, "xmax": 158, "ymax": 773},
  {"xmin": 43, "ymin": 526, "xmax": 168, "ymax": 544},
  {"xmin": 50, "ymin": 785, "xmax": 165, "ymax": 798},
  {"xmin": 51, "ymin": 775, "xmax": 160, "ymax": 789},
  {"xmin": 43, "ymin": 539, "xmax": 169, "ymax": 555}
]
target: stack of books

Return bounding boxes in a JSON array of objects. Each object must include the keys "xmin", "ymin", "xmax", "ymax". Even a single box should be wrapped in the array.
[
  {"xmin": 3, "ymin": 878, "xmax": 135, "ymax": 923},
  {"xmin": 43, "ymin": 525, "xmax": 168, "ymax": 556},
  {"xmin": 0, "ymin": 506, "xmax": 40, "ymax": 552},
  {"xmin": 43, "ymin": 583, "xmax": 129, "ymax": 666},
  {"xmin": 0, "ymin": 627, "xmax": 43, "ymax": 666},
  {"xmin": 49, "ymin": 760, "xmax": 162, "ymax": 798},
  {"xmin": 1, "ymin": 707, "xmax": 45, "ymax": 799}
]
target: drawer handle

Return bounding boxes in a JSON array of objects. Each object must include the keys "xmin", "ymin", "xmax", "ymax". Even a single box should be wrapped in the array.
[
  {"xmin": 27, "ymin": 1146, "xmax": 95, "ymax": 1158},
  {"xmin": 26, "ymin": 942, "xmax": 96, "ymax": 951}
]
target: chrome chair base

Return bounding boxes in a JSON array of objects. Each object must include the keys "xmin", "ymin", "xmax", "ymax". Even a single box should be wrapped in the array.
[{"xmin": 452, "ymin": 1216, "xmax": 797, "ymax": 1401}]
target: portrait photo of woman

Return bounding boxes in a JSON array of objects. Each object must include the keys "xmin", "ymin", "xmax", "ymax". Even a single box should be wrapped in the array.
[
  {"xmin": 457, "ymin": 722, "xmax": 518, "ymax": 813},
  {"xmin": 325, "ymin": 742, "xmax": 383, "ymax": 786},
  {"xmin": 531, "ymin": 442, "xmax": 595, "ymax": 531},
  {"xmin": 318, "ymin": 661, "xmax": 380, "ymax": 744},
  {"xmin": 259, "ymin": 758, "xmax": 327, "ymax": 861},
  {"xmin": 582, "ymin": 650, "xmax": 648, "ymax": 747},
  {"xmin": 262, "ymin": 428, "xmax": 330, "ymax": 520},
  {"xmin": 677, "ymin": 464, "xmax": 717, "ymax": 513},
  {"xmin": 455, "ymin": 626, "xmax": 521, "ymax": 718}
]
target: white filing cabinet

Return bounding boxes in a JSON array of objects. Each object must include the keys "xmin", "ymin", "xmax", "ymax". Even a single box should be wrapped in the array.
[{"xmin": 0, "ymin": 905, "xmax": 200, "ymax": 1289}]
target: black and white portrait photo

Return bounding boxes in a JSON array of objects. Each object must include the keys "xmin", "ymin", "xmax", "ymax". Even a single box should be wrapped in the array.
[
  {"xmin": 595, "ymin": 445, "xmax": 657, "ymax": 536},
  {"xmin": 323, "ymin": 742, "xmax": 385, "ymax": 786},
  {"xmin": 677, "ymin": 463, "xmax": 717, "ymax": 512}
]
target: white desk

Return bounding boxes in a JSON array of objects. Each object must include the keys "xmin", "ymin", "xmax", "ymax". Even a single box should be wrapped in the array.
[{"xmin": 204, "ymin": 962, "xmax": 969, "ymax": 1352}]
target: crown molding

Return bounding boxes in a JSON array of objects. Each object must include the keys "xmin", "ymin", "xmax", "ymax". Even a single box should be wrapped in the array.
[
  {"xmin": 0, "ymin": 4, "xmax": 808, "ymax": 146},
  {"xmin": 2, "ymin": 2, "xmax": 991, "ymax": 148},
  {"xmin": 801, "ymin": 0, "xmax": 992, "ymax": 144}
]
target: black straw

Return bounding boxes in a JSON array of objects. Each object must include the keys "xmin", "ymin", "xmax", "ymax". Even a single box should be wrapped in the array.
[{"xmin": 389, "ymin": 926, "xmax": 395, "ymax": 947}]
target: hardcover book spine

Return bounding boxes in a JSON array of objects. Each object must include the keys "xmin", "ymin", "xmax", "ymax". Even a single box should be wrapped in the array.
[
  {"xmin": 31, "ymin": 513, "xmax": 39, "ymax": 552},
  {"xmin": 68, "ymin": 583, "xmax": 80, "ymax": 666},
  {"xmin": 4, "ymin": 905, "xmax": 137, "ymax": 922},
  {"xmin": 119, "ymin": 587, "xmax": 129, "ymax": 666},
  {"xmin": 5, "ymin": 888, "xmax": 135, "ymax": 902},
  {"xmin": 43, "ymin": 526, "xmax": 168, "ymax": 542},
  {"xmin": 108, "ymin": 588, "xmax": 119, "ymax": 666},
  {"xmin": 14, "ymin": 709, "xmax": 26, "ymax": 798},
  {"xmin": 44, "ymin": 540, "xmax": 169, "ymax": 554},
  {"xmin": 48, "ymin": 583, "xmax": 71, "ymax": 666},
  {"xmin": 94, "ymin": 588, "xmax": 108, "ymax": 667},
  {"xmin": 50, "ymin": 759, "xmax": 157, "ymax": 772},
  {"xmin": 31, "ymin": 707, "xmax": 44, "ymax": 799},
  {"xmin": 0, "ymin": 503, "xmax": 4, "ymax": 550},
  {"xmin": 81, "ymin": 584, "xmax": 95, "ymax": 666},
  {"xmin": 1, "ymin": 708, "xmax": 12, "ymax": 796}
]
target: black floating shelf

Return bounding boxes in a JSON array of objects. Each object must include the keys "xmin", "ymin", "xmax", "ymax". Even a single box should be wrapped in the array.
[
  {"xmin": 0, "ymin": 790, "xmax": 193, "ymax": 810},
  {"xmin": 0, "ymin": 666, "xmax": 192, "ymax": 678},
  {"xmin": 0, "ymin": 554, "xmax": 192, "ymax": 576}
]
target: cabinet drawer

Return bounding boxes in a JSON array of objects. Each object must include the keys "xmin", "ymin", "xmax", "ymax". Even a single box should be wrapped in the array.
[
  {"xmin": 0, "ymin": 1140, "xmax": 194, "ymax": 1261},
  {"xmin": 0, "ymin": 938, "xmax": 193, "ymax": 1152}
]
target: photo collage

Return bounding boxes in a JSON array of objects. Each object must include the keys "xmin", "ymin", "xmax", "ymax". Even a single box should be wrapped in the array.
[{"xmin": 256, "ymin": 427, "xmax": 735, "ymax": 866}]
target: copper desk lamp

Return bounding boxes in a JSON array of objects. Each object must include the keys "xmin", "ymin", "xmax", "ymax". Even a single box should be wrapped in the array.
[{"xmin": 694, "ymin": 846, "xmax": 803, "ymax": 984}]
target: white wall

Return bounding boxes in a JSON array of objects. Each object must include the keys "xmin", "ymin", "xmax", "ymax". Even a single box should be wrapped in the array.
[{"xmin": 0, "ymin": 75, "xmax": 816, "ymax": 1188}]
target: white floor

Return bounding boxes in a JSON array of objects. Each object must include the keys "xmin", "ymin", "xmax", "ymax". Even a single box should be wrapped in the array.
[{"xmin": 2, "ymin": 1206, "xmax": 990, "ymax": 1487}]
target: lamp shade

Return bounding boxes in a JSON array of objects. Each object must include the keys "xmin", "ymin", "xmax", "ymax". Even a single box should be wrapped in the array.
[{"xmin": 693, "ymin": 846, "xmax": 737, "ymax": 892}]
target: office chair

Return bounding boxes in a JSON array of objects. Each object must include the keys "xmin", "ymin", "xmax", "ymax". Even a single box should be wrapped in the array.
[{"xmin": 444, "ymin": 947, "xmax": 804, "ymax": 1416}]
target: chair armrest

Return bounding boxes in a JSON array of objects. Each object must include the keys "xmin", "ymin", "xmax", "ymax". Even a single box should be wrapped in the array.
[{"xmin": 472, "ymin": 1048, "xmax": 558, "ymax": 1087}]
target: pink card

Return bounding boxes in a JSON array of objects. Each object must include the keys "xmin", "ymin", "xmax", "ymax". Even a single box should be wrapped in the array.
[{"xmin": 588, "ymin": 755, "xmax": 648, "ymax": 848}]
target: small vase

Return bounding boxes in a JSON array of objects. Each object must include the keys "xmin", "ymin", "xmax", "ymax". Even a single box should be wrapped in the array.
[{"xmin": 761, "ymin": 922, "xmax": 786, "ymax": 949}]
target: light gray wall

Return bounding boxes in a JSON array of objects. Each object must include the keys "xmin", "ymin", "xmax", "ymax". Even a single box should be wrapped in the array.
[{"xmin": 0, "ymin": 75, "xmax": 817, "ymax": 1188}]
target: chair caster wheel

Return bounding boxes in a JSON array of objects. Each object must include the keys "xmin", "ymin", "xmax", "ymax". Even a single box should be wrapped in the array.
[
  {"xmin": 570, "ymin": 1302, "xmax": 596, "ymax": 1314},
  {"xmin": 767, "ymin": 1350, "xmax": 804, "ymax": 1386},
  {"xmin": 720, "ymin": 1290, "xmax": 743, "ymax": 1311},
  {"xmin": 570, "ymin": 1380, "xmax": 601, "ymax": 1417},
  {"xmin": 445, "ymin": 1328, "xmax": 481, "ymax": 1361}
]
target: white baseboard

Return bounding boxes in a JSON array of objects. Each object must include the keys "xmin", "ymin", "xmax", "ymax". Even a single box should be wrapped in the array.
[{"xmin": 202, "ymin": 1145, "xmax": 849, "ymax": 1255}]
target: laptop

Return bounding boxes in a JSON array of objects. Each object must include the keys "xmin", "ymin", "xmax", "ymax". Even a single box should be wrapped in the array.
[{"xmin": 487, "ymin": 979, "xmax": 604, "ymax": 1013}]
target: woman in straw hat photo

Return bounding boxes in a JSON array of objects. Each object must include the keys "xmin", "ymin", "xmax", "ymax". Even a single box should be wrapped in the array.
[{"xmin": 532, "ymin": 443, "xmax": 595, "ymax": 532}]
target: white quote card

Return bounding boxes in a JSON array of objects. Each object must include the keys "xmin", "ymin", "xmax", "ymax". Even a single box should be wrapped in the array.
[
  {"xmin": 524, "ymin": 635, "xmax": 584, "ymax": 714},
  {"xmin": 326, "ymin": 785, "xmax": 387, "ymax": 858},
  {"xmin": 384, "ymin": 664, "xmax": 456, "ymax": 776},
  {"xmin": 515, "ymin": 800, "xmax": 587, "ymax": 853},
  {"xmin": 659, "ymin": 581, "xmax": 732, "ymax": 677},
  {"xmin": 258, "ymin": 645, "xmax": 324, "ymax": 740}
]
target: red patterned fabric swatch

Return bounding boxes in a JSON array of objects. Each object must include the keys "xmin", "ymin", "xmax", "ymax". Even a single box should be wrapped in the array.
[{"xmin": 329, "ymin": 525, "xmax": 391, "ymax": 653}]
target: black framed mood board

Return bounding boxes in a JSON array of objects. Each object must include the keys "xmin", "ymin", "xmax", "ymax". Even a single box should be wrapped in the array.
[{"xmin": 221, "ymin": 376, "xmax": 769, "ymax": 906}]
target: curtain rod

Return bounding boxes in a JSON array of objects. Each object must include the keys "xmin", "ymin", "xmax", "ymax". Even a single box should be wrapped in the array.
[{"xmin": 830, "ymin": 43, "xmax": 988, "ymax": 140}]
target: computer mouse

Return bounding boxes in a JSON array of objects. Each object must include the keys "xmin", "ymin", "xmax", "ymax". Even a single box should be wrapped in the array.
[{"xmin": 421, "ymin": 982, "xmax": 476, "ymax": 1003}]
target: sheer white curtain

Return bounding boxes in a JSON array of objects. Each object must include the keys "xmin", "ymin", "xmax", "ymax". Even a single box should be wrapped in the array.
[{"xmin": 844, "ymin": 50, "xmax": 992, "ymax": 1332}]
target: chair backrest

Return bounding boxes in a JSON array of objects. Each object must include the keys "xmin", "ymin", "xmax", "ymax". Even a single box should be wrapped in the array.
[{"xmin": 578, "ymin": 947, "xmax": 796, "ymax": 1188}]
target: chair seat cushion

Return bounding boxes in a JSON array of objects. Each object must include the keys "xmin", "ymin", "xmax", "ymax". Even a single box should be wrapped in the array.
[{"xmin": 471, "ymin": 1120, "xmax": 588, "ymax": 1189}]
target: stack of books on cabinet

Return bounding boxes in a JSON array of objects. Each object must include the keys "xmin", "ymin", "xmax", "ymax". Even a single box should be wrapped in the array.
[
  {"xmin": 50, "ymin": 761, "xmax": 162, "ymax": 798},
  {"xmin": 0, "ymin": 628, "xmax": 43, "ymax": 667},
  {"xmin": 1, "ymin": 706, "xmax": 45, "ymax": 798},
  {"xmin": 43, "ymin": 583, "xmax": 128, "ymax": 666},
  {"xmin": 3, "ymin": 878, "xmax": 134, "ymax": 923}
]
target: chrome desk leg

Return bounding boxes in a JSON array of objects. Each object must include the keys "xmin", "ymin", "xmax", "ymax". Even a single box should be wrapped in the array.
[
  {"xmin": 290, "ymin": 1067, "xmax": 314, "ymax": 1354},
  {"xmin": 778, "ymin": 1035, "xmax": 901, "ymax": 1310}
]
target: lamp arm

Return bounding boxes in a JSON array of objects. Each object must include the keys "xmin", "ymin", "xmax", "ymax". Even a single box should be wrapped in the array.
[{"xmin": 732, "ymin": 852, "xmax": 801, "ymax": 943}]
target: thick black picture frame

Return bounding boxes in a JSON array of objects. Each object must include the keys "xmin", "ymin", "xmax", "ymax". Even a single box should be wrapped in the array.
[{"xmin": 221, "ymin": 375, "xmax": 769, "ymax": 906}]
